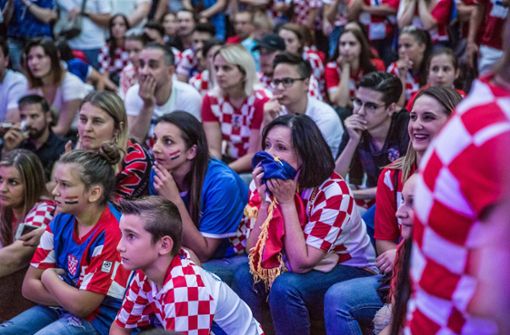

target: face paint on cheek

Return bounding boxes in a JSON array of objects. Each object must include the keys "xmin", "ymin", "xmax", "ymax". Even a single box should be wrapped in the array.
[
  {"xmin": 63, "ymin": 196, "xmax": 80, "ymax": 205},
  {"xmin": 168, "ymin": 149, "xmax": 181, "ymax": 161}
]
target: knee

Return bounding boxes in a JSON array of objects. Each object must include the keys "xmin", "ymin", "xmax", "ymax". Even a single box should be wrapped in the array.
[
  {"xmin": 268, "ymin": 273, "xmax": 302, "ymax": 305},
  {"xmin": 231, "ymin": 263, "xmax": 254, "ymax": 294}
]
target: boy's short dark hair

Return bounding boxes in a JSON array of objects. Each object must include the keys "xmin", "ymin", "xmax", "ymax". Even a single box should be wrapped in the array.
[
  {"xmin": 358, "ymin": 72, "xmax": 403, "ymax": 106},
  {"xmin": 272, "ymin": 52, "xmax": 312, "ymax": 80},
  {"xmin": 144, "ymin": 42, "xmax": 175, "ymax": 66},
  {"xmin": 194, "ymin": 22, "xmax": 216, "ymax": 36},
  {"xmin": 119, "ymin": 196, "xmax": 183, "ymax": 256},
  {"xmin": 18, "ymin": 94, "xmax": 51, "ymax": 113}
]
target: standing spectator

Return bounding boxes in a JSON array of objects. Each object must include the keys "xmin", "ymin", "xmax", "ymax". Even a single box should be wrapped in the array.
[
  {"xmin": 0, "ymin": 0, "xmax": 57, "ymax": 71},
  {"xmin": 111, "ymin": 0, "xmax": 152, "ymax": 33},
  {"xmin": 98, "ymin": 14, "xmax": 130, "ymax": 87},
  {"xmin": 202, "ymin": 44, "xmax": 270, "ymax": 173},
  {"xmin": 0, "ymin": 38, "xmax": 27, "ymax": 123},
  {"xmin": 184, "ymin": 0, "xmax": 227, "ymax": 41},
  {"xmin": 405, "ymin": 15, "xmax": 510, "ymax": 335},
  {"xmin": 323, "ymin": 0, "xmax": 349, "ymax": 59},
  {"xmin": 125, "ymin": 43, "xmax": 202, "ymax": 142},
  {"xmin": 23, "ymin": 38, "xmax": 90, "ymax": 137},
  {"xmin": 227, "ymin": 10, "xmax": 260, "ymax": 70},
  {"xmin": 56, "ymin": 0, "xmax": 111, "ymax": 69},
  {"xmin": 175, "ymin": 9, "xmax": 196, "ymax": 51}
]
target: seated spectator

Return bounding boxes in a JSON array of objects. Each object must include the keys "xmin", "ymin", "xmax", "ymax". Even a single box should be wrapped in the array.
[
  {"xmin": 143, "ymin": 20, "xmax": 166, "ymax": 45},
  {"xmin": 149, "ymin": 112, "xmax": 248, "ymax": 283},
  {"xmin": 0, "ymin": 147, "xmax": 131, "ymax": 335},
  {"xmin": 1, "ymin": 95, "xmax": 67, "ymax": 181},
  {"xmin": 0, "ymin": 38, "xmax": 27, "ymax": 123},
  {"xmin": 0, "ymin": 150, "xmax": 55, "ymax": 320},
  {"xmin": 23, "ymin": 38, "xmax": 91, "ymax": 137},
  {"xmin": 263, "ymin": 52, "xmax": 343, "ymax": 157},
  {"xmin": 189, "ymin": 40, "xmax": 223, "ymax": 96},
  {"xmin": 110, "ymin": 196, "xmax": 264, "ymax": 335},
  {"xmin": 202, "ymin": 44, "xmax": 270, "ymax": 173},
  {"xmin": 326, "ymin": 27, "xmax": 386, "ymax": 108},
  {"xmin": 125, "ymin": 43, "xmax": 202, "ymax": 142},
  {"xmin": 232, "ymin": 114, "xmax": 376, "ymax": 334},
  {"xmin": 98, "ymin": 14, "xmax": 130, "ymax": 86},
  {"xmin": 161, "ymin": 12, "xmax": 179, "ymax": 46},
  {"xmin": 175, "ymin": 9, "xmax": 197, "ymax": 50},
  {"xmin": 118, "ymin": 34, "xmax": 147, "ymax": 98},
  {"xmin": 387, "ymin": 27, "xmax": 431, "ymax": 106},
  {"xmin": 335, "ymin": 72, "xmax": 409, "ymax": 204},
  {"xmin": 227, "ymin": 10, "xmax": 259, "ymax": 69},
  {"xmin": 75, "ymin": 91, "xmax": 151, "ymax": 204}
]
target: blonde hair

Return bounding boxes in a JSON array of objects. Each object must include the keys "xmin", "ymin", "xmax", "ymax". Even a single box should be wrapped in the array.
[{"xmin": 214, "ymin": 44, "xmax": 258, "ymax": 97}]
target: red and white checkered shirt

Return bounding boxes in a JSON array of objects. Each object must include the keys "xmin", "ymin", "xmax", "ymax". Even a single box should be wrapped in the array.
[
  {"xmin": 98, "ymin": 44, "xmax": 130, "ymax": 74},
  {"xmin": 387, "ymin": 61, "xmax": 421, "ymax": 102},
  {"xmin": 119, "ymin": 63, "xmax": 138, "ymax": 99},
  {"xmin": 303, "ymin": 47, "xmax": 327, "ymax": 100},
  {"xmin": 406, "ymin": 74, "xmax": 510, "ymax": 334},
  {"xmin": 399, "ymin": 0, "xmax": 452, "ymax": 44},
  {"xmin": 189, "ymin": 70, "xmax": 209, "ymax": 96},
  {"xmin": 359, "ymin": 0, "xmax": 399, "ymax": 41},
  {"xmin": 478, "ymin": 0, "xmax": 508, "ymax": 50},
  {"xmin": 292, "ymin": 0, "xmax": 323, "ymax": 28},
  {"xmin": 24, "ymin": 199, "xmax": 56, "ymax": 229},
  {"xmin": 201, "ymin": 88, "xmax": 270, "ymax": 160},
  {"xmin": 115, "ymin": 250, "xmax": 265, "ymax": 334},
  {"xmin": 176, "ymin": 48, "xmax": 199, "ymax": 80}
]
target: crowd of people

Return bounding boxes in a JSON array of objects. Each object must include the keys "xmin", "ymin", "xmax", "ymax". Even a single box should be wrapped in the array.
[{"xmin": 0, "ymin": 0, "xmax": 509, "ymax": 334}]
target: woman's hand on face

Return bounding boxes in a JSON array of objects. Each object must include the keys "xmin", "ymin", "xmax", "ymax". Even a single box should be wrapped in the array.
[
  {"xmin": 252, "ymin": 165, "xmax": 268, "ymax": 197},
  {"xmin": 153, "ymin": 163, "xmax": 181, "ymax": 204},
  {"xmin": 267, "ymin": 178, "xmax": 297, "ymax": 205},
  {"xmin": 396, "ymin": 57, "xmax": 413, "ymax": 77}
]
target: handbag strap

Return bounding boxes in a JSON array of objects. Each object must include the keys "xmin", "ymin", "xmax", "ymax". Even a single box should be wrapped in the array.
[{"xmin": 80, "ymin": 0, "xmax": 89, "ymax": 13}]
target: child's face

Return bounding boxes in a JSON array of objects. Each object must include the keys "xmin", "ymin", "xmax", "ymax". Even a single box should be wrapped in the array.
[
  {"xmin": 117, "ymin": 214, "xmax": 160, "ymax": 271},
  {"xmin": 396, "ymin": 174, "xmax": 418, "ymax": 239},
  {"xmin": 52, "ymin": 163, "xmax": 89, "ymax": 214},
  {"xmin": 428, "ymin": 54, "xmax": 458, "ymax": 87}
]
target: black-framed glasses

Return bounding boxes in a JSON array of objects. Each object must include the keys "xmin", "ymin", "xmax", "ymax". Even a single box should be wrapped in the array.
[
  {"xmin": 270, "ymin": 77, "xmax": 306, "ymax": 89},
  {"xmin": 352, "ymin": 97, "xmax": 386, "ymax": 112}
]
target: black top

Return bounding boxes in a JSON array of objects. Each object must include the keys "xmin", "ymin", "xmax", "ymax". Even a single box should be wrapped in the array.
[{"xmin": 21, "ymin": 131, "xmax": 68, "ymax": 181}]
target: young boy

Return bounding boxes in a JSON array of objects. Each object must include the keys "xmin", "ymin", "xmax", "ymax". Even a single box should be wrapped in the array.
[{"xmin": 110, "ymin": 196, "xmax": 264, "ymax": 335}]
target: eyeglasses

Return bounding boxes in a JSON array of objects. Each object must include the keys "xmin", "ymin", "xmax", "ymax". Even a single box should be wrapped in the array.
[
  {"xmin": 352, "ymin": 98, "xmax": 386, "ymax": 112},
  {"xmin": 270, "ymin": 77, "xmax": 306, "ymax": 89}
]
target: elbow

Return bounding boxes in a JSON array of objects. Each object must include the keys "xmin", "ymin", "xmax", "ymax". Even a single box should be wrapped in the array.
[
  {"xmin": 288, "ymin": 260, "xmax": 314, "ymax": 274},
  {"xmin": 68, "ymin": 302, "xmax": 98, "ymax": 318}
]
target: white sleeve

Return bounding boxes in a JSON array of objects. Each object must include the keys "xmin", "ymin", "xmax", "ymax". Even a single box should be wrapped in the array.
[
  {"xmin": 125, "ymin": 85, "xmax": 143, "ymax": 117},
  {"xmin": 178, "ymin": 85, "xmax": 203, "ymax": 121},
  {"xmin": 61, "ymin": 73, "xmax": 89, "ymax": 102},
  {"xmin": 7, "ymin": 75, "xmax": 28, "ymax": 110},
  {"xmin": 97, "ymin": 0, "xmax": 112, "ymax": 13}
]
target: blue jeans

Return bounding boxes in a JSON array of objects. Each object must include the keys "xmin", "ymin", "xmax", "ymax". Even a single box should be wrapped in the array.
[
  {"xmin": 7, "ymin": 39, "xmax": 24, "ymax": 72},
  {"xmin": 0, "ymin": 305, "xmax": 98, "ymax": 335},
  {"xmin": 202, "ymin": 255, "xmax": 248, "ymax": 286},
  {"xmin": 324, "ymin": 274, "xmax": 384, "ymax": 335},
  {"xmin": 232, "ymin": 263, "xmax": 372, "ymax": 335}
]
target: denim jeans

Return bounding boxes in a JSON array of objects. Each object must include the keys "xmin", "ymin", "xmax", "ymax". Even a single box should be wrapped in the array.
[
  {"xmin": 0, "ymin": 305, "xmax": 98, "ymax": 335},
  {"xmin": 7, "ymin": 39, "xmax": 24, "ymax": 72},
  {"xmin": 324, "ymin": 274, "xmax": 384, "ymax": 335},
  {"xmin": 202, "ymin": 255, "xmax": 248, "ymax": 287},
  {"xmin": 232, "ymin": 263, "xmax": 372, "ymax": 335}
]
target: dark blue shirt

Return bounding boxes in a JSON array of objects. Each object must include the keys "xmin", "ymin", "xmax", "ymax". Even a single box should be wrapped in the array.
[{"xmin": 2, "ymin": 0, "xmax": 56, "ymax": 38}]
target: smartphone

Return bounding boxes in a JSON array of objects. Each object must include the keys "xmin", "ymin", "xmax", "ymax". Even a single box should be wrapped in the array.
[{"xmin": 14, "ymin": 223, "xmax": 40, "ymax": 240}]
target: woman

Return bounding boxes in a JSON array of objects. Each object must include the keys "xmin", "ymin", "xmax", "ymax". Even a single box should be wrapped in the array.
[
  {"xmin": 118, "ymin": 34, "xmax": 146, "ymax": 99},
  {"xmin": 387, "ymin": 27, "xmax": 432, "ymax": 106},
  {"xmin": 76, "ymin": 91, "xmax": 151, "ymax": 204},
  {"xmin": 232, "ymin": 114, "xmax": 376, "ymax": 334},
  {"xmin": 0, "ymin": 150, "xmax": 55, "ymax": 319},
  {"xmin": 325, "ymin": 28, "xmax": 384, "ymax": 108},
  {"xmin": 23, "ymin": 38, "xmax": 91, "ymax": 137},
  {"xmin": 150, "ymin": 111, "xmax": 248, "ymax": 279},
  {"xmin": 322, "ymin": 87, "xmax": 462, "ymax": 335},
  {"xmin": 98, "ymin": 14, "xmax": 130, "ymax": 86},
  {"xmin": 202, "ymin": 44, "xmax": 270, "ymax": 173}
]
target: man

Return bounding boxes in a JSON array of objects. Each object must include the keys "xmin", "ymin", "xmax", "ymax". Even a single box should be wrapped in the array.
[
  {"xmin": 405, "ymin": 14, "xmax": 510, "ymax": 335},
  {"xmin": 2, "ymin": 95, "xmax": 67, "ymax": 180},
  {"xmin": 227, "ymin": 11, "xmax": 259, "ymax": 69},
  {"xmin": 175, "ymin": 9, "xmax": 196, "ymax": 51},
  {"xmin": 0, "ymin": 38, "xmax": 26, "ymax": 122},
  {"xmin": 263, "ymin": 52, "xmax": 343, "ymax": 157},
  {"xmin": 335, "ymin": 71, "xmax": 409, "ymax": 201},
  {"xmin": 125, "ymin": 43, "xmax": 202, "ymax": 142}
]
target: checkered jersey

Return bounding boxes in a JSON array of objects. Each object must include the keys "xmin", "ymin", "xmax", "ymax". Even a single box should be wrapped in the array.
[
  {"xmin": 202, "ymin": 89, "xmax": 270, "ymax": 159},
  {"xmin": 119, "ymin": 63, "xmax": 138, "ymax": 98},
  {"xmin": 400, "ymin": 0, "xmax": 452, "ymax": 44},
  {"xmin": 303, "ymin": 47, "xmax": 327, "ymax": 100},
  {"xmin": 176, "ymin": 48, "xmax": 199, "ymax": 80},
  {"xmin": 115, "ymin": 250, "xmax": 265, "ymax": 334},
  {"xmin": 292, "ymin": 0, "xmax": 323, "ymax": 28},
  {"xmin": 98, "ymin": 44, "xmax": 130, "ymax": 74},
  {"xmin": 387, "ymin": 62, "xmax": 421, "ymax": 101},
  {"xmin": 189, "ymin": 70, "xmax": 209, "ymax": 96},
  {"xmin": 406, "ymin": 75, "xmax": 510, "ymax": 334},
  {"xmin": 358, "ymin": 0, "xmax": 398, "ymax": 41},
  {"xmin": 24, "ymin": 199, "xmax": 56, "ymax": 229},
  {"xmin": 325, "ymin": 61, "xmax": 362, "ymax": 99},
  {"xmin": 478, "ymin": 0, "xmax": 508, "ymax": 50}
]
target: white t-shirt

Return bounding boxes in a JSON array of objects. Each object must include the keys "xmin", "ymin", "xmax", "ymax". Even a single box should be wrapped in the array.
[
  {"xmin": 58, "ymin": 0, "xmax": 111, "ymax": 49},
  {"xmin": 111, "ymin": 0, "xmax": 151, "ymax": 33},
  {"xmin": 0, "ymin": 70, "xmax": 27, "ymax": 121},
  {"xmin": 283, "ymin": 97, "xmax": 343, "ymax": 157},
  {"xmin": 125, "ymin": 80, "xmax": 202, "ymax": 136}
]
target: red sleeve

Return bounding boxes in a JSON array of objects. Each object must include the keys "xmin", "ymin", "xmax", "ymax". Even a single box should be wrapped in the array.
[
  {"xmin": 325, "ymin": 62, "xmax": 340, "ymax": 90},
  {"xmin": 431, "ymin": 0, "xmax": 452, "ymax": 25},
  {"xmin": 406, "ymin": 91, "xmax": 418, "ymax": 111},
  {"xmin": 201, "ymin": 94, "xmax": 218, "ymax": 122},
  {"xmin": 383, "ymin": 0, "xmax": 400, "ymax": 10},
  {"xmin": 251, "ymin": 91, "xmax": 269, "ymax": 130},
  {"xmin": 374, "ymin": 168, "xmax": 401, "ymax": 242},
  {"xmin": 372, "ymin": 58, "xmax": 386, "ymax": 72}
]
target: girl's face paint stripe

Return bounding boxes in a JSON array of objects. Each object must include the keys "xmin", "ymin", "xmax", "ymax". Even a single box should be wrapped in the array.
[
  {"xmin": 63, "ymin": 196, "xmax": 80, "ymax": 205},
  {"xmin": 169, "ymin": 149, "xmax": 181, "ymax": 161}
]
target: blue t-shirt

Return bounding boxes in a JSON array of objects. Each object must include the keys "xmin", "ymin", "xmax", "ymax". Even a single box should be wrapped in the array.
[
  {"xmin": 149, "ymin": 159, "xmax": 248, "ymax": 258},
  {"xmin": 66, "ymin": 59, "xmax": 90, "ymax": 82},
  {"xmin": 2, "ymin": 0, "xmax": 55, "ymax": 38}
]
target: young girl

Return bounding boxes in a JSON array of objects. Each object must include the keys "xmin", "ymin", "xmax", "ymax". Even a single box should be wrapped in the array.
[
  {"xmin": 76, "ymin": 91, "xmax": 151, "ymax": 204},
  {"xmin": 202, "ymin": 44, "xmax": 270, "ymax": 173},
  {"xmin": 150, "ymin": 111, "xmax": 248, "ymax": 282},
  {"xmin": 0, "ymin": 146, "xmax": 131, "ymax": 335},
  {"xmin": 98, "ymin": 14, "xmax": 130, "ymax": 86},
  {"xmin": 387, "ymin": 26, "xmax": 432, "ymax": 106}
]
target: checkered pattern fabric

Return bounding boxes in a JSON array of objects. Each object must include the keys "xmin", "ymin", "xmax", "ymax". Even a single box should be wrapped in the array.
[
  {"xmin": 303, "ymin": 47, "xmax": 327, "ymax": 100},
  {"xmin": 98, "ymin": 45, "xmax": 130, "ymax": 74},
  {"xmin": 115, "ymin": 251, "xmax": 215, "ymax": 334},
  {"xmin": 119, "ymin": 63, "xmax": 138, "ymax": 98},
  {"xmin": 406, "ymin": 75, "xmax": 510, "ymax": 334},
  {"xmin": 374, "ymin": 167, "xmax": 404, "ymax": 242},
  {"xmin": 292, "ymin": 0, "xmax": 323, "ymax": 28},
  {"xmin": 479, "ymin": 0, "xmax": 508, "ymax": 50},
  {"xmin": 402, "ymin": 0, "xmax": 451, "ymax": 44},
  {"xmin": 173, "ymin": 47, "xmax": 183, "ymax": 67},
  {"xmin": 202, "ymin": 89, "xmax": 270, "ymax": 160},
  {"xmin": 24, "ymin": 200, "xmax": 56, "ymax": 229},
  {"xmin": 325, "ymin": 61, "xmax": 361, "ymax": 100},
  {"xmin": 358, "ymin": 0, "xmax": 398, "ymax": 41},
  {"xmin": 387, "ymin": 62, "xmax": 421, "ymax": 102},
  {"xmin": 189, "ymin": 70, "xmax": 209, "ymax": 96},
  {"xmin": 176, "ymin": 49, "xmax": 199, "ymax": 80}
]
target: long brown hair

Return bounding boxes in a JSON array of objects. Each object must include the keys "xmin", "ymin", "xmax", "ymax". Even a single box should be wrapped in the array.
[
  {"xmin": 332, "ymin": 28, "xmax": 376, "ymax": 75},
  {"xmin": 0, "ymin": 150, "xmax": 47, "ymax": 246},
  {"xmin": 23, "ymin": 38, "xmax": 64, "ymax": 89}
]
